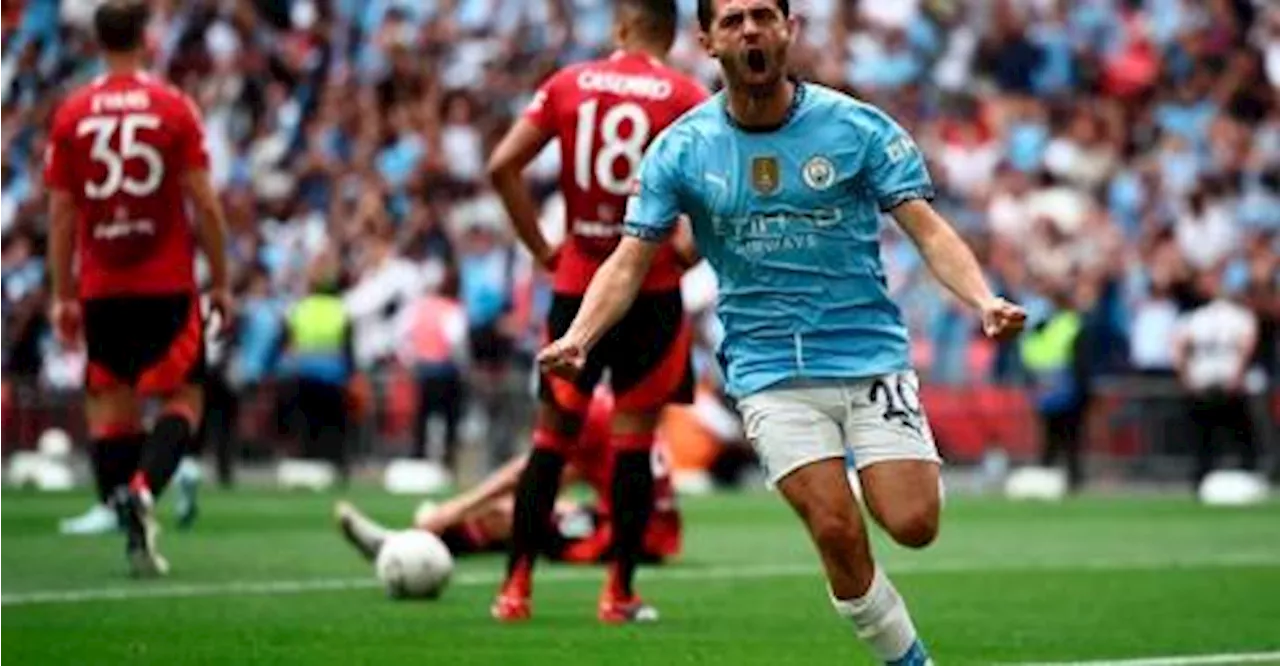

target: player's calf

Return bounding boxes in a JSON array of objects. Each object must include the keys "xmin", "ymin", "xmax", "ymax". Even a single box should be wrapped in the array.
[
  {"xmin": 87, "ymin": 425, "xmax": 145, "ymax": 505},
  {"xmin": 607, "ymin": 438, "xmax": 654, "ymax": 597},
  {"xmin": 778, "ymin": 458, "xmax": 876, "ymax": 598},
  {"xmin": 778, "ymin": 458, "xmax": 931, "ymax": 665},
  {"xmin": 494, "ymin": 425, "xmax": 573, "ymax": 620},
  {"xmin": 598, "ymin": 410, "xmax": 664, "ymax": 623},
  {"xmin": 132, "ymin": 396, "xmax": 202, "ymax": 499}
]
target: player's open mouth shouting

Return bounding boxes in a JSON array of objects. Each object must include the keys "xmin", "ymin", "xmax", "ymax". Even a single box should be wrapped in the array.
[{"xmin": 709, "ymin": 0, "xmax": 789, "ymax": 96}]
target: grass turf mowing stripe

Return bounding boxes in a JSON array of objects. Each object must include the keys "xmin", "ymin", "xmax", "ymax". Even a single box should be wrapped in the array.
[
  {"xmin": 1008, "ymin": 651, "xmax": 1280, "ymax": 666},
  {"xmin": 5, "ymin": 552, "xmax": 1280, "ymax": 607}
]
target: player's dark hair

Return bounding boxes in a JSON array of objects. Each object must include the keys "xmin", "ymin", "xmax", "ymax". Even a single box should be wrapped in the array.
[
  {"xmin": 619, "ymin": 0, "xmax": 679, "ymax": 49},
  {"xmin": 697, "ymin": 0, "xmax": 790, "ymax": 31},
  {"xmin": 93, "ymin": 0, "xmax": 150, "ymax": 53}
]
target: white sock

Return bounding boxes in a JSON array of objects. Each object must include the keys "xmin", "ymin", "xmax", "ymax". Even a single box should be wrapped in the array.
[
  {"xmin": 177, "ymin": 457, "xmax": 203, "ymax": 483},
  {"xmin": 829, "ymin": 567, "xmax": 919, "ymax": 662},
  {"xmin": 351, "ymin": 512, "xmax": 390, "ymax": 551}
]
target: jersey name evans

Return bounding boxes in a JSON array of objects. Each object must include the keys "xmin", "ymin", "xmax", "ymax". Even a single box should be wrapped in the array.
[{"xmin": 91, "ymin": 90, "xmax": 151, "ymax": 114}]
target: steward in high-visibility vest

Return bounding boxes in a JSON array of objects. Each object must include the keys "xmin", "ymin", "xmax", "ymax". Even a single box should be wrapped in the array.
[
  {"xmin": 1021, "ymin": 309, "xmax": 1084, "ymax": 415},
  {"xmin": 1020, "ymin": 301, "xmax": 1092, "ymax": 491},
  {"xmin": 282, "ymin": 278, "xmax": 355, "ymax": 483},
  {"xmin": 287, "ymin": 291, "xmax": 353, "ymax": 387}
]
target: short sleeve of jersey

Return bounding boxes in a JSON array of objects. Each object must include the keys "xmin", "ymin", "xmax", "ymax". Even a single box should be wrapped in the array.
[
  {"xmin": 858, "ymin": 105, "xmax": 934, "ymax": 212},
  {"xmin": 622, "ymin": 127, "xmax": 686, "ymax": 242},
  {"xmin": 42, "ymin": 106, "xmax": 74, "ymax": 192},
  {"xmin": 521, "ymin": 71, "xmax": 562, "ymax": 132},
  {"xmin": 172, "ymin": 93, "xmax": 210, "ymax": 173}
]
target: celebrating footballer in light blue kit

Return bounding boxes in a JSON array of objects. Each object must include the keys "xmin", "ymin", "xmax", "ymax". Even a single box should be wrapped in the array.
[
  {"xmin": 538, "ymin": 1, "xmax": 1026, "ymax": 663},
  {"xmin": 625, "ymin": 80, "xmax": 947, "ymax": 483},
  {"xmin": 624, "ymin": 82, "xmax": 927, "ymax": 400}
]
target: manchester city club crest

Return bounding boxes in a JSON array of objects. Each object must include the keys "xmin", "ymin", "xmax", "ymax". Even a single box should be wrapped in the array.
[
  {"xmin": 802, "ymin": 155, "xmax": 835, "ymax": 191},
  {"xmin": 751, "ymin": 156, "xmax": 780, "ymax": 195}
]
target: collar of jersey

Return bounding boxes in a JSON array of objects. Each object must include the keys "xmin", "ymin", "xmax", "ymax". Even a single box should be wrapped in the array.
[
  {"xmin": 609, "ymin": 49, "xmax": 662, "ymax": 69},
  {"xmin": 721, "ymin": 79, "xmax": 806, "ymax": 134}
]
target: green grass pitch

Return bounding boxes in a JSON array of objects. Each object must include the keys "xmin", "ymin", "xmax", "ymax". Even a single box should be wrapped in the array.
[{"xmin": 3, "ymin": 489, "xmax": 1279, "ymax": 665}]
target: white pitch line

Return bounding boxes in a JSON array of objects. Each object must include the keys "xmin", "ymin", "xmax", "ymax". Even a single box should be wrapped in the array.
[
  {"xmin": 0, "ymin": 576, "xmax": 381, "ymax": 606},
  {"xmin": 1008, "ymin": 651, "xmax": 1280, "ymax": 666},
  {"xmin": 4, "ymin": 553, "xmax": 1280, "ymax": 608},
  {"xmin": 0, "ymin": 563, "xmax": 814, "ymax": 607}
]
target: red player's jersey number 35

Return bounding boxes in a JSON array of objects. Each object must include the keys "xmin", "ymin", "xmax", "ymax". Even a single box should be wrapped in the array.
[
  {"xmin": 76, "ymin": 112, "xmax": 168, "ymax": 266},
  {"xmin": 77, "ymin": 112, "xmax": 165, "ymax": 200}
]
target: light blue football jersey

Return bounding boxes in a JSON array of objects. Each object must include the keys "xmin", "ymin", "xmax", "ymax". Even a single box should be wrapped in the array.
[{"xmin": 623, "ymin": 82, "xmax": 934, "ymax": 398}]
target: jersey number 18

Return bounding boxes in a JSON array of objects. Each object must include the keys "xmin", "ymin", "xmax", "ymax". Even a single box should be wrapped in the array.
[{"xmin": 573, "ymin": 100, "xmax": 650, "ymax": 196}]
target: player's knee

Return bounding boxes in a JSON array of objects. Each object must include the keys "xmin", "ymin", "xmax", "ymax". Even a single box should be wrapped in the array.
[
  {"xmin": 806, "ymin": 510, "xmax": 862, "ymax": 557},
  {"xmin": 611, "ymin": 409, "xmax": 661, "ymax": 437},
  {"xmin": 884, "ymin": 502, "xmax": 939, "ymax": 549},
  {"xmin": 532, "ymin": 427, "xmax": 574, "ymax": 453},
  {"xmin": 162, "ymin": 398, "xmax": 201, "ymax": 430},
  {"xmin": 611, "ymin": 431, "xmax": 654, "ymax": 452},
  {"xmin": 537, "ymin": 402, "xmax": 584, "ymax": 439},
  {"xmin": 89, "ymin": 418, "xmax": 143, "ymax": 440}
]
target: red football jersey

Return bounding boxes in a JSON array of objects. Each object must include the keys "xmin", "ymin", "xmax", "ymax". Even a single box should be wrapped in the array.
[
  {"xmin": 44, "ymin": 71, "xmax": 209, "ymax": 300},
  {"xmin": 523, "ymin": 50, "xmax": 707, "ymax": 295},
  {"xmin": 568, "ymin": 389, "xmax": 678, "ymax": 518}
]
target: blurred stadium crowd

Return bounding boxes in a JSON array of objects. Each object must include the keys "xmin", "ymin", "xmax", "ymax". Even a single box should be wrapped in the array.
[{"xmin": 2, "ymin": 0, "xmax": 1277, "ymax": 482}]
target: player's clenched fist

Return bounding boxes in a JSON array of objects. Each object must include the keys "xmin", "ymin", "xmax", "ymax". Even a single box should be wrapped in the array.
[
  {"xmin": 207, "ymin": 287, "xmax": 236, "ymax": 336},
  {"xmin": 537, "ymin": 337, "xmax": 588, "ymax": 379},
  {"xmin": 980, "ymin": 297, "xmax": 1027, "ymax": 341},
  {"xmin": 51, "ymin": 298, "xmax": 83, "ymax": 347}
]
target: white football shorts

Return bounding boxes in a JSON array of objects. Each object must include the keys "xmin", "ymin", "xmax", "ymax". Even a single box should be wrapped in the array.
[{"xmin": 737, "ymin": 371, "xmax": 942, "ymax": 485}]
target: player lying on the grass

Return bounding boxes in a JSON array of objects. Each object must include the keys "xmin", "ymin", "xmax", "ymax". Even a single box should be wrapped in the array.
[
  {"xmin": 538, "ymin": 0, "xmax": 1025, "ymax": 663},
  {"xmin": 335, "ymin": 389, "xmax": 681, "ymax": 565},
  {"xmin": 45, "ymin": 0, "xmax": 232, "ymax": 576}
]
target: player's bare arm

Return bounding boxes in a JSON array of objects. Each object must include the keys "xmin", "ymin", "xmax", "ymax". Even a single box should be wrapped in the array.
[
  {"xmin": 47, "ymin": 187, "xmax": 81, "ymax": 344},
  {"xmin": 890, "ymin": 199, "xmax": 1026, "ymax": 341},
  {"xmin": 426, "ymin": 455, "xmax": 531, "ymax": 532},
  {"xmin": 423, "ymin": 454, "xmax": 588, "ymax": 533},
  {"xmin": 183, "ymin": 169, "xmax": 233, "ymax": 330},
  {"xmin": 488, "ymin": 118, "xmax": 558, "ymax": 270},
  {"xmin": 538, "ymin": 236, "xmax": 660, "ymax": 378}
]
